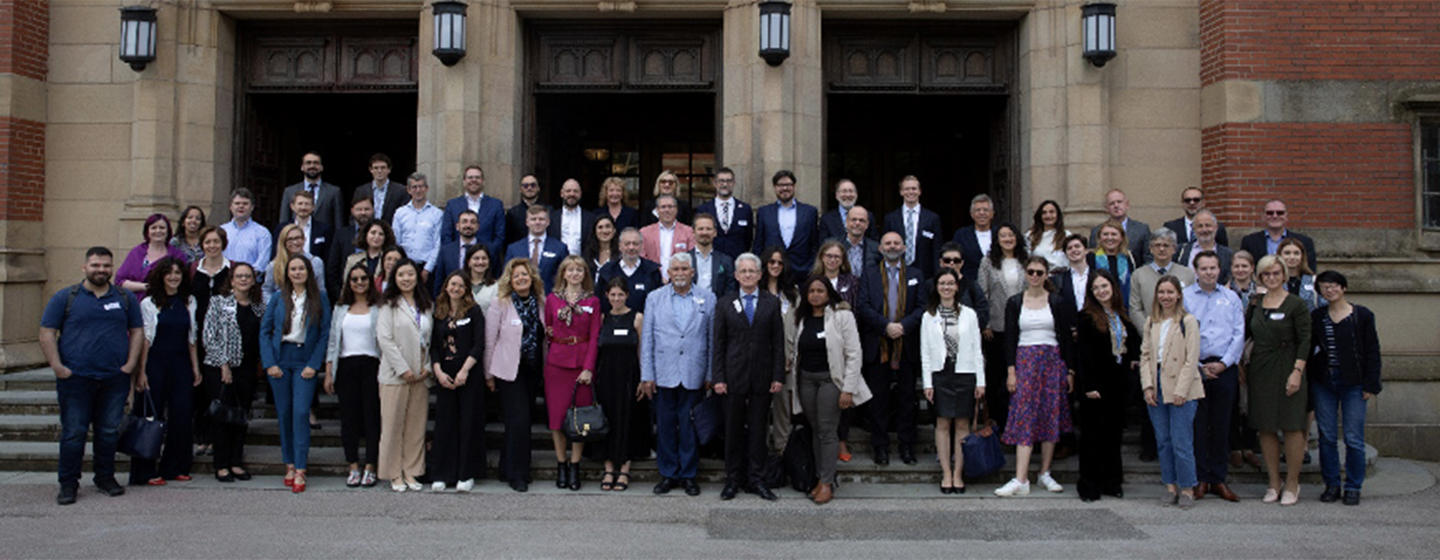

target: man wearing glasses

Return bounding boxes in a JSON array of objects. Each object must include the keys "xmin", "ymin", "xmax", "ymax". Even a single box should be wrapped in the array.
[
  {"xmin": 1240, "ymin": 199, "xmax": 1316, "ymax": 271},
  {"xmin": 1164, "ymin": 186, "xmax": 1230, "ymax": 246},
  {"xmin": 752, "ymin": 170, "xmax": 820, "ymax": 273},
  {"xmin": 504, "ymin": 174, "xmax": 544, "ymax": 248},
  {"xmin": 696, "ymin": 167, "xmax": 753, "ymax": 260}
]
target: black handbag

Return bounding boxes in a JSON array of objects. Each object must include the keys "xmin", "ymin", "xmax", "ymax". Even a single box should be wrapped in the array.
[
  {"xmin": 208, "ymin": 383, "xmax": 249, "ymax": 427},
  {"xmin": 691, "ymin": 391, "xmax": 722, "ymax": 446},
  {"xmin": 118, "ymin": 392, "xmax": 166, "ymax": 460},
  {"xmin": 563, "ymin": 381, "xmax": 608, "ymax": 442}
]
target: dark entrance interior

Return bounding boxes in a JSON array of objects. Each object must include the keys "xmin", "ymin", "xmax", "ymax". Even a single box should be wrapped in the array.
[
  {"xmin": 534, "ymin": 92, "xmax": 716, "ymax": 211},
  {"xmin": 827, "ymin": 94, "xmax": 1007, "ymax": 231}
]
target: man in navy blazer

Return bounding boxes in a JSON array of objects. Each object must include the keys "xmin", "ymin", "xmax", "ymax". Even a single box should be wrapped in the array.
[
  {"xmin": 639, "ymin": 255, "xmax": 715, "ymax": 496},
  {"xmin": 854, "ymin": 232, "xmax": 928, "ymax": 466},
  {"xmin": 819, "ymin": 178, "xmax": 879, "ymax": 242},
  {"xmin": 596, "ymin": 229, "xmax": 664, "ymax": 313},
  {"xmin": 950, "ymin": 194, "xmax": 996, "ymax": 282},
  {"xmin": 504, "ymin": 205, "xmax": 568, "ymax": 293},
  {"xmin": 431, "ymin": 210, "xmax": 482, "ymax": 296},
  {"xmin": 694, "ymin": 167, "xmax": 753, "ymax": 260},
  {"xmin": 1239, "ymin": 199, "xmax": 1317, "ymax": 272},
  {"xmin": 441, "ymin": 165, "xmax": 506, "ymax": 258},
  {"xmin": 352, "ymin": 153, "xmax": 409, "ymax": 226},
  {"xmin": 752, "ymin": 169, "xmax": 820, "ymax": 273},
  {"xmin": 1164, "ymin": 186, "xmax": 1229, "ymax": 247},
  {"xmin": 688, "ymin": 214, "xmax": 737, "ymax": 298},
  {"xmin": 279, "ymin": 189, "xmax": 333, "ymax": 267},
  {"xmin": 883, "ymin": 175, "xmax": 943, "ymax": 279}
]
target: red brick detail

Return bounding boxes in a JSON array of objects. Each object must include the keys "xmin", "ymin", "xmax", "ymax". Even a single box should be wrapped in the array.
[
  {"xmin": 0, "ymin": 116, "xmax": 46, "ymax": 221},
  {"xmin": 1200, "ymin": 0, "xmax": 1440, "ymax": 86},
  {"xmin": 0, "ymin": 0, "xmax": 49, "ymax": 81},
  {"xmin": 1201, "ymin": 122, "xmax": 1413, "ymax": 230}
]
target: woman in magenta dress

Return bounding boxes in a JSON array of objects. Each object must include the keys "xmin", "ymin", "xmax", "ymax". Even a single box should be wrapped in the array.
[
  {"xmin": 117, "ymin": 213, "xmax": 189, "ymax": 298},
  {"xmin": 544, "ymin": 255, "xmax": 602, "ymax": 491}
]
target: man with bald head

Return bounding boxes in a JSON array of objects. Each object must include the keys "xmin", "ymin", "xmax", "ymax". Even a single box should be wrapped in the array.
[
  {"xmin": 548, "ymin": 178, "xmax": 596, "ymax": 256},
  {"xmin": 1178, "ymin": 209, "xmax": 1235, "ymax": 284},
  {"xmin": 1089, "ymin": 188, "xmax": 1152, "ymax": 264},
  {"xmin": 854, "ymin": 231, "xmax": 927, "ymax": 466},
  {"xmin": 839, "ymin": 204, "xmax": 880, "ymax": 280},
  {"xmin": 1240, "ymin": 199, "xmax": 1317, "ymax": 272}
]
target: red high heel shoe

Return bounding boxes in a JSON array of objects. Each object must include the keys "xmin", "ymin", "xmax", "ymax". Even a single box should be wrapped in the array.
[
  {"xmin": 283, "ymin": 470, "xmax": 295, "ymax": 487},
  {"xmin": 292, "ymin": 472, "xmax": 307, "ymax": 494}
]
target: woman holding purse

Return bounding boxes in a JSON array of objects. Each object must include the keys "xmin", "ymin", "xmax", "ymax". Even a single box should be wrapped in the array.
[
  {"xmin": 258, "ymin": 255, "xmax": 330, "ymax": 493},
  {"xmin": 788, "ymin": 274, "xmax": 869, "ymax": 504},
  {"xmin": 375, "ymin": 259, "xmax": 433, "ymax": 492},
  {"xmin": 201, "ymin": 262, "xmax": 264, "ymax": 482},
  {"xmin": 486, "ymin": 258, "xmax": 546, "ymax": 492},
  {"xmin": 920, "ymin": 269, "xmax": 985, "ymax": 495},
  {"xmin": 130, "ymin": 257, "xmax": 200, "ymax": 486},
  {"xmin": 323, "ymin": 262, "xmax": 383, "ymax": 488},
  {"xmin": 1140, "ymin": 275, "xmax": 1205, "ymax": 508},
  {"xmin": 429, "ymin": 271, "xmax": 487, "ymax": 492},
  {"xmin": 544, "ymin": 256, "xmax": 602, "ymax": 491}
]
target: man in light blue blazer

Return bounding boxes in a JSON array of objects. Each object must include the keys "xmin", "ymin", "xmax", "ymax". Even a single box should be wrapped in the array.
[{"xmin": 640, "ymin": 253, "xmax": 715, "ymax": 497}]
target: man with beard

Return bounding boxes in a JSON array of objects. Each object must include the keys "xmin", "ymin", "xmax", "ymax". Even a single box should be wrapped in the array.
[
  {"xmin": 640, "ymin": 254, "xmax": 715, "ymax": 497},
  {"xmin": 752, "ymin": 170, "xmax": 820, "ymax": 273},
  {"xmin": 432, "ymin": 209, "xmax": 481, "ymax": 296},
  {"xmin": 38, "ymin": 247, "xmax": 144, "ymax": 505},
  {"xmin": 695, "ymin": 167, "xmax": 753, "ymax": 260},
  {"xmin": 855, "ymin": 232, "xmax": 927, "ymax": 465},
  {"xmin": 352, "ymin": 153, "xmax": 408, "ymax": 226},
  {"xmin": 548, "ymin": 178, "xmax": 597, "ymax": 257},
  {"xmin": 442, "ymin": 165, "xmax": 506, "ymax": 257},
  {"xmin": 279, "ymin": 151, "xmax": 345, "ymax": 228},
  {"xmin": 326, "ymin": 194, "xmax": 375, "ymax": 297},
  {"xmin": 505, "ymin": 174, "xmax": 544, "ymax": 248}
]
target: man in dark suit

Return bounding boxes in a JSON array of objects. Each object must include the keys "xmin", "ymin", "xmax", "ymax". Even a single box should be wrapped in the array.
[
  {"xmin": 326, "ymin": 193, "xmax": 375, "ymax": 297},
  {"xmin": 950, "ymin": 193, "xmax": 996, "ymax": 282},
  {"xmin": 752, "ymin": 169, "xmax": 820, "ymax": 273},
  {"xmin": 432, "ymin": 210, "xmax": 481, "ymax": 296},
  {"xmin": 504, "ymin": 205, "xmax": 568, "ymax": 293},
  {"xmin": 838, "ymin": 204, "xmax": 881, "ymax": 281},
  {"xmin": 441, "ymin": 165, "xmax": 506, "ymax": 258},
  {"xmin": 1239, "ymin": 199, "xmax": 1317, "ymax": 271},
  {"xmin": 279, "ymin": 151, "xmax": 345, "ymax": 228},
  {"xmin": 1178, "ymin": 210, "xmax": 1235, "ymax": 284},
  {"xmin": 854, "ymin": 232, "xmax": 927, "ymax": 465},
  {"xmin": 689, "ymin": 213, "xmax": 736, "ymax": 298},
  {"xmin": 819, "ymin": 178, "xmax": 879, "ymax": 243},
  {"xmin": 280, "ymin": 189, "xmax": 333, "ymax": 267},
  {"xmin": 712, "ymin": 253, "xmax": 786, "ymax": 501},
  {"xmin": 938, "ymin": 242, "xmax": 990, "ymax": 330},
  {"xmin": 1164, "ymin": 186, "xmax": 1229, "ymax": 247},
  {"xmin": 694, "ymin": 167, "xmax": 753, "ymax": 260},
  {"xmin": 1050, "ymin": 234, "xmax": 1095, "ymax": 314},
  {"xmin": 596, "ymin": 228, "xmax": 663, "ymax": 313},
  {"xmin": 504, "ymin": 174, "xmax": 543, "ymax": 249},
  {"xmin": 547, "ymin": 178, "xmax": 597, "ymax": 258},
  {"xmin": 883, "ymin": 175, "xmax": 943, "ymax": 279},
  {"xmin": 352, "ymin": 153, "xmax": 409, "ymax": 226},
  {"xmin": 1089, "ymin": 188, "xmax": 1152, "ymax": 264}
]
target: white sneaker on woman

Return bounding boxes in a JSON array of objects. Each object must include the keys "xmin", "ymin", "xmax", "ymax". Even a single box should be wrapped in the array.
[
  {"xmin": 391, "ymin": 480, "xmax": 407, "ymax": 493},
  {"xmin": 431, "ymin": 481, "xmax": 447, "ymax": 492},
  {"xmin": 1038, "ymin": 472, "xmax": 1064, "ymax": 493},
  {"xmin": 457, "ymin": 479, "xmax": 474, "ymax": 493},
  {"xmin": 994, "ymin": 478, "xmax": 1030, "ymax": 497}
]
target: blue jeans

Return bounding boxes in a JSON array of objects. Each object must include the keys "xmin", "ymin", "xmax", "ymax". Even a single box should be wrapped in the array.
[
  {"xmin": 1312, "ymin": 382, "xmax": 1367, "ymax": 491},
  {"xmin": 269, "ymin": 345, "xmax": 319, "ymax": 470},
  {"xmin": 1148, "ymin": 398, "xmax": 1199, "ymax": 488},
  {"xmin": 654, "ymin": 386, "xmax": 701, "ymax": 480},
  {"xmin": 56, "ymin": 374, "xmax": 130, "ymax": 487}
]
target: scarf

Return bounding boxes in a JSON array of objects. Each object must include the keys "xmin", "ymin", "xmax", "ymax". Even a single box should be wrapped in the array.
[
  {"xmin": 879, "ymin": 261, "xmax": 908, "ymax": 367},
  {"xmin": 1094, "ymin": 251, "xmax": 1132, "ymax": 301},
  {"xmin": 1106, "ymin": 309, "xmax": 1126, "ymax": 363},
  {"xmin": 555, "ymin": 291, "xmax": 584, "ymax": 326},
  {"xmin": 512, "ymin": 292, "xmax": 540, "ymax": 362}
]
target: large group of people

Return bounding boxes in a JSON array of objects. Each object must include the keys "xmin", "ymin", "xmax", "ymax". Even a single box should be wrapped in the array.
[{"xmin": 39, "ymin": 152, "xmax": 1382, "ymax": 511}]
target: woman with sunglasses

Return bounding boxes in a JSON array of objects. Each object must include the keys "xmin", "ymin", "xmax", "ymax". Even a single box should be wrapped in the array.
[{"xmin": 323, "ymin": 263, "xmax": 383, "ymax": 488}]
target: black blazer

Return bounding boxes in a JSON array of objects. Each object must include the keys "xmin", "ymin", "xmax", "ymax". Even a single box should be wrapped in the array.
[
  {"xmin": 353, "ymin": 180, "xmax": 410, "ymax": 225},
  {"xmin": 883, "ymin": 206, "xmax": 943, "ymax": 279},
  {"xmin": 854, "ymin": 262, "xmax": 927, "ymax": 365},
  {"xmin": 640, "ymin": 198, "xmax": 693, "ymax": 227},
  {"xmin": 430, "ymin": 240, "xmax": 474, "ymax": 297},
  {"xmin": 280, "ymin": 181, "xmax": 345, "ymax": 228},
  {"xmin": 1306, "ymin": 305, "xmax": 1382, "ymax": 394},
  {"xmin": 689, "ymin": 248, "xmax": 736, "ymax": 299},
  {"xmin": 1003, "ymin": 292, "xmax": 1075, "ymax": 368},
  {"xmin": 547, "ymin": 206, "xmax": 598, "ymax": 252},
  {"xmin": 1051, "ymin": 267, "xmax": 1095, "ymax": 316},
  {"xmin": 326, "ymin": 222, "xmax": 360, "ymax": 297},
  {"xmin": 504, "ymin": 201, "xmax": 540, "ymax": 249},
  {"xmin": 1073, "ymin": 311, "xmax": 1141, "ymax": 397},
  {"xmin": 429, "ymin": 305, "xmax": 486, "ymax": 374},
  {"xmin": 1240, "ymin": 230, "xmax": 1317, "ymax": 272},
  {"xmin": 819, "ymin": 206, "xmax": 879, "ymax": 243},
  {"xmin": 959, "ymin": 277, "xmax": 990, "ymax": 331},
  {"xmin": 950, "ymin": 226, "xmax": 987, "ymax": 283},
  {"xmin": 597, "ymin": 205, "xmax": 640, "ymax": 233},
  {"xmin": 839, "ymin": 236, "xmax": 881, "ymax": 279},
  {"xmin": 595, "ymin": 258, "xmax": 664, "ymax": 314},
  {"xmin": 277, "ymin": 219, "xmax": 333, "ymax": 269},
  {"xmin": 695, "ymin": 198, "xmax": 754, "ymax": 260},
  {"xmin": 712, "ymin": 291, "xmax": 787, "ymax": 394},
  {"xmin": 1164, "ymin": 216, "xmax": 1229, "ymax": 247}
]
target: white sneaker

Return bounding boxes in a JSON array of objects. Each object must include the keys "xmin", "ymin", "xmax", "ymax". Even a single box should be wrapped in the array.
[
  {"xmin": 1038, "ymin": 472, "xmax": 1063, "ymax": 493},
  {"xmin": 431, "ymin": 481, "xmax": 447, "ymax": 492},
  {"xmin": 406, "ymin": 479, "xmax": 423, "ymax": 492},
  {"xmin": 390, "ymin": 480, "xmax": 407, "ymax": 493},
  {"xmin": 994, "ymin": 478, "xmax": 1030, "ymax": 497},
  {"xmin": 456, "ymin": 479, "xmax": 474, "ymax": 493}
]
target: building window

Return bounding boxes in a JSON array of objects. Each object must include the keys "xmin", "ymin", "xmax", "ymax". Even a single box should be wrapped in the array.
[{"xmin": 1425, "ymin": 119, "xmax": 1440, "ymax": 229}]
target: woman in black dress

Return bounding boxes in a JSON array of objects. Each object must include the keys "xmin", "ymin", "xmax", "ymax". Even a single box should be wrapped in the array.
[
  {"xmin": 1074, "ymin": 270, "xmax": 1140, "ymax": 501},
  {"xmin": 594, "ymin": 277, "xmax": 642, "ymax": 491}
]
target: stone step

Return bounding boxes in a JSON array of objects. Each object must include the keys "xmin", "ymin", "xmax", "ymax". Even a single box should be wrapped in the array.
[{"xmin": 0, "ymin": 369, "xmax": 58, "ymax": 391}]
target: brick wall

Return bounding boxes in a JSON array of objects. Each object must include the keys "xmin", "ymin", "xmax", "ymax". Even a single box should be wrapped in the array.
[
  {"xmin": 0, "ymin": 0, "xmax": 48, "ymax": 81},
  {"xmin": 0, "ymin": 0, "xmax": 47, "ymax": 222}
]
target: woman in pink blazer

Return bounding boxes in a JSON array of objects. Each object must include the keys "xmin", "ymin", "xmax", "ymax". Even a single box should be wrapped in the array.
[
  {"xmin": 544, "ymin": 256, "xmax": 603, "ymax": 491},
  {"xmin": 484, "ymin": 257, "xmax": 546, "ymax": 493}
]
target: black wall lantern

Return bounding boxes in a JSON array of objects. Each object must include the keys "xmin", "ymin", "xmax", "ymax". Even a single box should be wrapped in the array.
[
  {"xmin": 758, "ymin": 0, "xmax": 791, "ymax": 67},
  {"xmin": 1081, "ymin": 2, "xmax": 1117, "ymax": 67},
  {"xmin": 432, "ymin": 1, "xmax": 467, "ymax": 67},
  {"xmin": 118, "ymin": 6, "xmax": 157, "ymax": 72}
]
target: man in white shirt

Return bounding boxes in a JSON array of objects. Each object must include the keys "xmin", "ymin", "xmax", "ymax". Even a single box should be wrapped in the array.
[
  {"xmin": 950, "ymin": 194, "xmax": 995, "ymax": 281},
  {"xmin": 547, "ymin": 178, "xmax": 593, "ymax": 256},
  {"xmin": 353, "ymin": 153, "xmax": 408, "ymax": 225},
  {"xmin": 1054, "ymin": 234, "xmax": 1093, "ymax": 313}
]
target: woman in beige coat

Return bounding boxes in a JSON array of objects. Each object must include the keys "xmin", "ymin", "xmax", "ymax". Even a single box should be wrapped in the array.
[
  {"xmin": 375, "ymin": 259, "xmax": 433, "ymax": 492},
  {"xmin": 1140, "ymin": 275, "xmax": 1204, "ymax": 508},
  {"xmin": 787, "ymin": 275, "xmax": 870, "ymax": 505}
]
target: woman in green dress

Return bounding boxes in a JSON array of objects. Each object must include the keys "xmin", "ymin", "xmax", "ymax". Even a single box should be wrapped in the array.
[{"xmin": 1244, "ymin": 254, "xmax": 1311, "ymax": 506}]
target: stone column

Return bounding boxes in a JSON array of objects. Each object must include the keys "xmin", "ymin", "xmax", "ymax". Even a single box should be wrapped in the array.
[
  {"xmin": 721, "ymin": 0, "xmax": 823, "ymax": 206},
  {"xmin": 0, "ymin": 0, "xmax": 49, "ymax": 369}
]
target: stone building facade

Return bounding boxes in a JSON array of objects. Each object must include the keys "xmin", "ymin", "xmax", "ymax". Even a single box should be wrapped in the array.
[{"xmin": 0, "ymin": 0, "xmax": 1435, "ymax": 458}]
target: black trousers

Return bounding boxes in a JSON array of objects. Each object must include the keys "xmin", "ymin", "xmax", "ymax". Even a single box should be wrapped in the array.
[
  {"xmin": 863, "ymin": 360, "xmax": 917, "ymax": 450},
  {"xmin": 1195, "ymin": 363, "xmax": 1239, "ymax": 484},
  {"xmin": 1077, "ymin": 392, "xmax": 1126, "ymax": 499},
  {"xmin": 982, "ymin": 334, "xmax": 1010, "ymax": 432},
  {"xmin": 201, "ymin": 362, "xmax": 257, "ymax": 471},
  {"xmin": 723, "ymin": 390, "xmax": 771, "ymax": 487},
  {"xmin": 431, "ymin": 366, "xmax": 487, "ymax": 485},
  {"xmin": 496, "ymin": 360, "xmax": 539, "ymax": 483},
  {"xmin": 336, "ymin": 356, "xmax": 382, "ymax": 466}
]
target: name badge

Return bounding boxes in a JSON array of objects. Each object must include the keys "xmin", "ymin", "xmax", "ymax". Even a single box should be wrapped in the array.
[
  {"xmin": 737, "ymin": 220, "xmax": 748, "ymax": 226},
  {"xmin": 695, "ymin": 299, "xmax": 705, "ymax": 305},
  {"xmin": 1268, "ymin": 312, "xmax": 1285, "ymax": 321},
  {"xmin": 634, "ymin": 284, "xmax": 645, "ymax": 290},
  {"xmin": 907, "ymin": 278, "xmax": 918, "ymax": 287},
  {"xmin": 921, "ymin": 230, "xmax": 934, "ymax": 239},
  {"xmin": 614, "ymin": 328, "xmax": 629, "ymax": 336},
  {"xmin": 104, "ymin": 302, "xmax": 122, "ymax": 311},
  {"xmin": 838, "ymin": 286, "xmax": 849, "ymax": 292},
  {"xmin": 510, "ymin": 318, "xmax": 523, "ymax": 326},
  {"xmin": 816, "ymin": 331, "xmax": 826, "ymax": 339},
  {"xmin": 675, "ymin": 243, "xmax": 687, "ymax": 250},
  {"xmin": 456, "ymin": 317, "xmax": 471, "ymax": 326},
  {"xmin": 733, "ymin": 300, "xmax": 743, "ymax": 313},
  {"xmin": 314, "ymin": 237, "xmax": 325, "ymax": 244},
  {"xmin": 580, "ymin": 306, "xmax": 593, "ymax": 314},
  {"xmin": 542, "ymin": 251, "xmax": 556, "ymax": 258}
]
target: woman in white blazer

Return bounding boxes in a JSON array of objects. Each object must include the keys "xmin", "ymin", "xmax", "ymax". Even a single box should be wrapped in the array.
[
  {"xmin": 921, "ymin": 269, "xmax": 986, "ymax": 494},
  {"xmin": 485, "ymin": 258, "xmax": 547, "ymax": 493},
  {"xmin": 375, "ymin": 259, "xmax": 434, "ymax": 492},
  {"xmin": 788, "ymin": 275, "xmax": 870, "ymax": 505},
  {"xmin": 1140, "ymin": 274, "xmax": 1205, "ymax": 508}
]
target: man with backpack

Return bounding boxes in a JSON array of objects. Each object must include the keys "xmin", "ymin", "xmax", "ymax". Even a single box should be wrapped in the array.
[{"xmin": 37, "ymin": 246, "xmax": 144, "ymax": 505}]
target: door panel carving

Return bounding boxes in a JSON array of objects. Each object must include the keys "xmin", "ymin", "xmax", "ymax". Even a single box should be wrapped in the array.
[
  {"xmin": 826, "ymin": 23, "xmax": 1012, "ymax": 93},
  {"xmin": 242, "ymin": 22, "xmax": 417, "ymax": 93},
  {"xmin": 530, "ymin": 23, "xmax": 717, "ymax": 92}
]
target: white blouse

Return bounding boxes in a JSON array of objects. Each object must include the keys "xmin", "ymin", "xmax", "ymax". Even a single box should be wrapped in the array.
[
  {"xmin": 1017, "ymin": 304, "xmax": 1058, "ymax": 347},
  {"xmin": 1028, "ymin": 229, "xmax": 1072, "ymax": 270},
  {"xmin": 339, "ymin": 311, "xmax": 379, "ymax": 358},
  {"xmin": 283, "ymin": 291, "xmax": 307, "ymax": 344}
]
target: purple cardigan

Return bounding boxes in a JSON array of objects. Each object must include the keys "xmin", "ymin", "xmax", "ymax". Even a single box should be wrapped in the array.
[{"xmin": 116, "ymin": 242, "xmax": 189, "ymax": 298}]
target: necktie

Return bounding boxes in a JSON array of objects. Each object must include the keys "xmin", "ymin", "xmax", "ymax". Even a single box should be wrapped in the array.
[
  {"xmin": 720, "ymin": 201, "xmax": 731, "ymax": 233},
  {"xmin": 743, "ymin": 293, "xmax": 755, "ymax": 325},
  {"xmin": 905, "ymin": 209, "xmax": 916, "ymax": 265},
  {"xmin": 530, "ymin": 238, "xmax": 541, "ymax": 262},
  {"xmin": 887, "ymin": 266, "xmax": 900, "ymax": 321},
  {"xmin": 462, "ymin": 242, "xmax": 472, "ymax": 262},
  {"xmin": 1158, "ymin": 266, "xmax": 1168, "ymax": 276}
]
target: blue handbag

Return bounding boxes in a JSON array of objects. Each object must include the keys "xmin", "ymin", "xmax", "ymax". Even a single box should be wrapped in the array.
[
  {"xmin": 962, "ymin": 404, "xmax": 1006, "ymax": 479},
  {"xmin": 119, "ymin": 391, "xmax": 166, "ymax": 460},
  {"xmin": 691, "ymin": 392, "xmax": 722, "ymax": 446}
]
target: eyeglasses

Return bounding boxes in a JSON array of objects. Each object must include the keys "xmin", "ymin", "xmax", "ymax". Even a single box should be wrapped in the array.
[
  {"xmin": 822, "ymin": 253, "xmax": 843, "ymax": 260},
  {"xmin": 1182, "ymin": 197, "xmax": 1202, "ymax": 204},
  {"xmin": 775, "ymin": 182, "xmax": 795, "ymax": 187},
  {"xmin": 1026, "ymin": 269, "xmax": 1047, "ymax": 277},
  {"xmin": 659, "ymin": 179, "xmax": 676, "ymax": 184},
  {"xmin": 520, "ymin": 182, "xmax": 539, "ymax": 188},
  {"xmin": 941, "ymin": 257, "xmax": 963, "ymax": 264},
  {"xmin": 1265, "ymin": 210, "xmax": 1286, "ymax": 216}
]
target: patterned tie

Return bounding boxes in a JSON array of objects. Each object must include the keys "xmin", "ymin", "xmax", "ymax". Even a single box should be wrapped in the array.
[
  {"xmin": 905, "ymin": 208, "xmax": 916, "ymax": 265},
  {"xmin": 1158, "ymin": 266, "xmax": 1168, "ymax": 276},
  {"xmin": 720, "ymin": 201, "xmax": 731, "ymax": 233},
  {"xmin": 887, "ymin": 266, "xmax": 900, "ymax": 322},
  {"xmin": 530, "ymin": 238, "xmax": 541, "ymax": 262},
  {"xmin": 743, "ymin": 293, "xmax": 755, "ymax": 325}
]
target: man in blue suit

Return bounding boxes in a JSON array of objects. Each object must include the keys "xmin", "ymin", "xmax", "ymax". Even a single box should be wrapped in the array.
[
  {"xmin": 752, "ymin": 169, "xmax": 820, "ymax": 273},
  {"xmin": 950, "ymin": 193, "xmax": 996, "ymax": 283},
  {"xmin": 504, "ymin": 205, "xmax": 568, "ymax": 293},
  {"xmin": 883, "ymin": 175, "xmax": 943, "ymax": 279},
  {"xmin": 695, "ymin": 167, "xmax": 753, "ymax": 260},
  {"xmin": 639, "ymin": 254, "xmax": 715, "ymax": 497},
  {"xmin": 855, "ymin": 232, "xmax": 927, "ymax": 466},
  {"xmin": 441, "ymin": 165, "xmax": 506, "ymax": 258},
  {"xmin": 431, "ymin": 209, "xmax": 481, "ymax": 296},
  {"xmin": 689, "ymin": 213, "xmax": 737, "ymax": 298}
]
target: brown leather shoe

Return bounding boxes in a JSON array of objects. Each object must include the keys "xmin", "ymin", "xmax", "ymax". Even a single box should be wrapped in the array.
[
  {"xmin": 1194, "ymin": 482, "xmax": 1209, "ymax": 500},
  {"xmin": 812, "ymin": 482, "xmax": 834, "ymax": 505},
  {"xmin": 809, "ymin": 481, "xmax": 824, "ymax": 498},
  {"xmin": 1212, "ymin": 482, "xmax": 1240, "ymax": 502}
]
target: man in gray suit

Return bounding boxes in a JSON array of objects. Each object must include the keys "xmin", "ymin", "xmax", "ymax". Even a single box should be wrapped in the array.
[
  {"xmin": 838, "ymin": 205, "xmax": 880, "ymax": 280},
  {"xmin": 278, "ymin": 151, "xmax": 345, "ymax": 228},
  {"xmin": 640, "ymin": 254, "xmax": 715, "ymax": 497},
  {"xmin": 1177, "ymin": 210, "xmax": 1234, "ymax": 284},
  {"xmin": 1089, "ymin": 188, "xmax": 1152, "ymax": 264}
]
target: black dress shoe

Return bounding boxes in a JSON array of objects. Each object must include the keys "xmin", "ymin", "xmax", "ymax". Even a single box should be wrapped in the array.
[
  {"xmin": 567, "ymin": 462, "xmax": 582, "ymax": 491},
  {"xmin": 898, "ymin": 447, "xmax": 917, "ymax": 465},
  {"xmin": 214, "ymin": 471, "xmax": 235, "ymax": 483},
  {"xmin": 94, "ymin": 478, "xmax": 125, "ymax": 497},
  {"xmin": 231, "ymin": 469, "xmax": 252, "ymax": 481},
  {"xmin": 682, "ymin": 478, "xmax": 701, "ymax": 496},
  {"xmin": 720, "ymin": 483, "xmax": 739, "ymax": 500},
  {"xmin": 752, "ymin": 485, "xmax": 778, "ymax": 501},
  {"xmin": 1319, "ymin": 485, "xmax": 1342, "ymax": 503},
  {"xmin": 57, "ymin": 485, "xmax": 78, "ymax": 506},
  {"xmin": 653, "ymin": 477, "xmax": 676, "ymax": 495},
  {"xmin": 510, "ymin": 479, "xmax": 529, "ymax": 493},
  {"xmin": 556, "ymin": 461, "xmax": 569, "ymax": 489},
  {"xmin": 1342, "ymin": 490, "xmax": 1361, "ymax": 506},
  {"xmin": 873, "ymin": 449, "xmax": 890, "ymax": 466},
  {"xmin": 955, "ymin": 485, "xmax": 966, "ymax": 494}
]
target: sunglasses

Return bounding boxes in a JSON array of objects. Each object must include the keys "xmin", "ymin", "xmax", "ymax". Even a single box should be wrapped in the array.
[
  {"xmin": 941, "ymin": 257, "xmax": 963, "ymax": 264},
  {"xmin": 520, "ymin": 182, "xmax": 539, "ymax": 188},
  {"xmin": 1266, "ymin": 210, "xmax": 1287, "ymax": 216},
  {"xmin": 1182, "ymin": 197, "xmax": 1202, "ymax": 204},
  {"xmin": 1026, "ymin": 269, "xmax": 1048, "ymax": 277}
]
